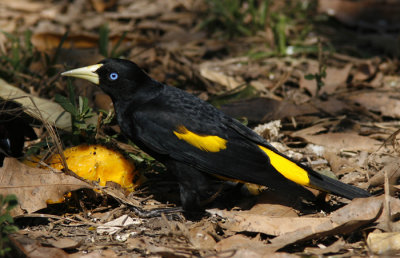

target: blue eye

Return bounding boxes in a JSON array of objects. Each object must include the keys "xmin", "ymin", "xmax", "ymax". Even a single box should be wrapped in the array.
[{"xmin": 109, "ymin": 72, "xmax": 118, "ymax": 81}]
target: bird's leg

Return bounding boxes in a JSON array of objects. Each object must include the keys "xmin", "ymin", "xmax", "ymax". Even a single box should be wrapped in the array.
[{"xmin": 166, "ymin": 161, "xmax": 212, "ymax": 212}]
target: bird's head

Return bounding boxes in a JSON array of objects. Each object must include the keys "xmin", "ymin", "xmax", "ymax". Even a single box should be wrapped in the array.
[{"xmin": 61, "ymin": 58, "xmax": 150, "ymax": 98}]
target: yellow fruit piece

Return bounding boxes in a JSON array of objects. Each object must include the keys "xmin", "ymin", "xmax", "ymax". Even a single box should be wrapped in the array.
[{"xmin": 48, "ymin": 145, "xmax": 140, "ymax": 192}]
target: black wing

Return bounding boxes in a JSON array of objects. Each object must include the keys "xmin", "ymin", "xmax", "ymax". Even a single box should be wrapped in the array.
[{"xmin": 129, "ymin": 86, "xmax": 292, "ymax": 186}]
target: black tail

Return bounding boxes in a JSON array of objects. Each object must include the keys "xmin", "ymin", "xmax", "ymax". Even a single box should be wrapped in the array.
[{"xmin": 308, "ymin": 171, "xmax": 370, "ymax": 199}]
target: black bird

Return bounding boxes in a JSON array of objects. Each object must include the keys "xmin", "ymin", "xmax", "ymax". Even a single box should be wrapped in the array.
[{"xmin": 62, "ymin": 58, "xmax": 370, "ymax": 211}]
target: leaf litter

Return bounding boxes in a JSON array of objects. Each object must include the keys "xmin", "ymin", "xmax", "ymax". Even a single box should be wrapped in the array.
[{"xmin": 1, "ymin": 0, "xmax": 400, "ymax": 256}]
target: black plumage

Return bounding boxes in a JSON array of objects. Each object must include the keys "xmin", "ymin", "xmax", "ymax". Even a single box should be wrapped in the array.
[{"xmin": 62, "ymin": 58, "xmax": 370, "ymax": 211}]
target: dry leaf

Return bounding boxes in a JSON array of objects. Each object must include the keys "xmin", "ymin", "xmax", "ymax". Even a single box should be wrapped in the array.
[
  {"xmin": 292, "ymin": 130, "xmax": 381, "ymax": 152},
  {"xmin": 268, "ymin": 196, "xmax": 393, "ymax": 250},
  {"xmin": 10, "ymin": 234, "xmax": 70, "ymax": 258},
  {"xmin": 0, "ymin": 158, "xmax": 90, "ymax": 216},
  {"xmin": 214, "ymin": 196, "xmax": 396, "ymax": 252},
  {"xmin": 48, "ymin": 238, "xmax": 80, "ymax": 249},
  {"xmin": 345, "ymin": 91, "xmax": 400, "ymax": 119},
  {"xmin": 189, "ymin": 223, "xmax": 217, "ymax": 250},
  {"xmin": 369, "ymin": 158, "xmax": 400, "ymax": 187},
  {"xmin": 199, "ymin": 61, "xmax": 245, "ymax": 91},
  {"xmin": 321, "ymin": 64, "xmax": 353, "ymax": 95},
  {"xmin": 210, "ymin": 209, "xmax": 330, "ymax": 236},
  {"xmin": 0, "ymin": 78, "xmax": 71, "ymax": 130}
]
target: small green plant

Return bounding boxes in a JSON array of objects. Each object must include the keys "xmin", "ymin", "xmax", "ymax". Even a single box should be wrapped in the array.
[
  {"xmin": 0, "ymin": 194, "xmax": 18, "ymax": 256},
  {"xmin": 272, "ymin": 13, "xmax": 287, "ymax": 55},
  {"xmin": 98, "ymin": 24, "xmax": 127, "ymax": 58},
  {"xmin": 55, "ymin": 81, "xmax": 97, "ymax": 144},
  {"xmin": 304, "ymin": 39, "xmax": 327, "ymax": 95}
]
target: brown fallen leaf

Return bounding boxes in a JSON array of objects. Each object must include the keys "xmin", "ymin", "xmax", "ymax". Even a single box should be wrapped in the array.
[
  {"xmin": 189, "ymin": 222, "xmax": 217, "ymax": 250},
  {"xmin": 345, "ymin": 91, "xmax": 400, "ymax": 119},
  {"xmin": 213, "ymin": 196, "xmax": 399, "ymax": 252},
  {"xmin": 292, "ymin": 130, "xmax": 381, "ymax": 152},
  {"xmin": 369, "ymin": 158, "xmax": 400, "ymax": 187},
  {"xmin": 0, "ymin": 158, "xmax": 90, "ymax": 216},
  {"xmin": 48, "ymin": 238, "xmax": 80, "ymax": 250},
  {"xmin": 321, "ymin": 64, "xmax": 353, "ymax": 95},
  {"xmin": 10, "ymin": 234, "xmax": 70, "ymax": 258},
  {"xmin": 209, "ymin": 209, "xmax": 330, "ymax": 237},
  {"xmin": 268, "ymin": 196, "xmax": 394, "ymax": 251},
  {"xmin": 299, "ymin": 63, "xmax": 352, "ymax": 96},
  {"xmin": 199, "ymin": 61, "xmax": 245, "ymax": 91},
  {"xmin": 247, "ymin": 191, "xmax": 300, "ymax": 217}
]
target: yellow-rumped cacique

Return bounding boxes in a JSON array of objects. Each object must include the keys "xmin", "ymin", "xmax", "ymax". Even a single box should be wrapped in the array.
[{"xmin": 61, "ymin": 58, "xmax": 370, "ymax": 211}]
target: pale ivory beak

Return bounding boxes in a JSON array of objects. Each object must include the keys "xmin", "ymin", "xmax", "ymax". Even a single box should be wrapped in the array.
[{"xmin": 61, "ymin": 64, "xmax": 103, "ymax": 85}]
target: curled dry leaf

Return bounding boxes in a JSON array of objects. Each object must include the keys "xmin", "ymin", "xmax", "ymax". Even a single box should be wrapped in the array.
[{"xmin": 0, "ymin": 158, "xmax": 90, "ymax": 216}]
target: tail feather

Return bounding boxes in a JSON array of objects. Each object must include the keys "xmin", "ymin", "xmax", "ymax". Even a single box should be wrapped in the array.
[{"xmin": 308, "ymin": 172, "xmax": 370, "ymax": 199}]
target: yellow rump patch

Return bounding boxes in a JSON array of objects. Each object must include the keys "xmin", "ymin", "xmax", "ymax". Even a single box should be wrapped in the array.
[
  {"xmin": 258, "ymin": 145, "xmax": 310, "ymax": 186},
  {"xmin": 173, "ymin": 126, "xmax": 227, "ymax": 152}
]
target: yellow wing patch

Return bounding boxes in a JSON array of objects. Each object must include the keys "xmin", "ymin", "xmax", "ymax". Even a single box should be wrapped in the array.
[
  {"xmin": 258, "ymin": 145, "xmax": 310, "ymax": 186},
  {"xmin": 173, "ymin": 126, "xmax": 227, "ymax": 152}
]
